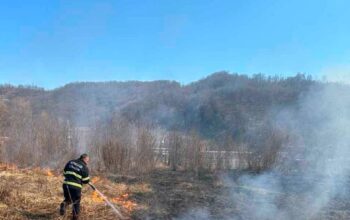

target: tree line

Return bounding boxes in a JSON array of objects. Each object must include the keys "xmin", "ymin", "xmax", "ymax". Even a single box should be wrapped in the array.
[{"xmin": 0, "ymin": 72, "xmax": 318, "ymax": 174}]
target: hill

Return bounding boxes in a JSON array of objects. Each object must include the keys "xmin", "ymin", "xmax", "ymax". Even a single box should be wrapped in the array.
[{"xmin": 0, "ymin": 72, "xmax": 315, "ymax": 141}]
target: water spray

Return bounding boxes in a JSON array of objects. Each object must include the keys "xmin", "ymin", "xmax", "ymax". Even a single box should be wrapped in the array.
[{"xmin": 88, "ymin": 183, "xmax": 127, "ymax": 219}]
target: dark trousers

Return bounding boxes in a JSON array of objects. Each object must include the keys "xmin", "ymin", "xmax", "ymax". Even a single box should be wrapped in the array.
[{"xmin": 62, "ymin": 184, "xmax": 82, "ymax": 216}]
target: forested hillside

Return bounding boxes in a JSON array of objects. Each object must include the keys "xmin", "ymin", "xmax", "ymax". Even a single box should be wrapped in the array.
[{"xmin": 0, "ymin": 72, "xmax": 315, "ymax": 141}]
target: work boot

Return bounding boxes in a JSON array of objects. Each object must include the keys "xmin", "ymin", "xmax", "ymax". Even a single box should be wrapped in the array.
[{"xmin": 59, "ymin": 202, "xmax": 66, "ymax": 216}]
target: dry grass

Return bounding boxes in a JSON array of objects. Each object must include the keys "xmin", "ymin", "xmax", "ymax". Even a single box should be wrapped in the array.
[
  {"xmin": 0, "ymin": 163, "xmax": 146, "ymax": 220},
  {"xmin": 1, "ymin": 163, "xmax": 349, "ymax": 220}
]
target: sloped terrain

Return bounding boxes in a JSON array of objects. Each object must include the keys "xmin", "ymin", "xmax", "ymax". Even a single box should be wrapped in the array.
[{"xmin": 0, "ymin": 73, "xmax": 316, "ymax": 140}]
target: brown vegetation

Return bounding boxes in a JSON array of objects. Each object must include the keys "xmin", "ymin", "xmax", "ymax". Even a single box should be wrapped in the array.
[{"xmin": 0, "ymin": 163, "xmax": 142, "ymax": 220}]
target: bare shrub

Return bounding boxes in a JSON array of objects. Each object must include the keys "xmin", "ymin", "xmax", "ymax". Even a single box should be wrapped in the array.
[
  {"xmin": 90, "ymin": 118, "xmax": 133, "ymax": 174},
  {"xmin": 101, "ymin": 140, "xmax": 131, "ymax": 174},
  {"xmin": 167, "ymin": 131, "xmax": 184, "ymax": 171},
  {"xmin": 1, "ymin": 98, "xmax": 76, "ymax": 168},
  {"xmin": 245, "ymin": 129, "xmax": 285, "ymax": 172},
  {"xmin": 33, "ymin": 112, "xmax": 77, "ymax": 168},
  {"xmin": 135, "ymin": 127, "xmax": 157, "ymax": 174},
  {"xmin": 0, "ymin": 96, "xmax": 286, "ymax": 175},
  {"xmin": 182, "ymin": 131, "xmax": 206, "ymax": 175},
  {"xmin": 90, "ymin": 116, "xmax": 159, "ymax": 175}
]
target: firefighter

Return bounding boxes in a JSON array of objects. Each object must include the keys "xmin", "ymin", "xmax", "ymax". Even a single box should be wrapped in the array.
[{"xmin": 60, "ymin": 153, "xmax": 90, "ymax": 220}]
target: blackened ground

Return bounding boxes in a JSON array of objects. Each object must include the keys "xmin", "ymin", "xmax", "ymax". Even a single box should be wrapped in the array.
[
  {"xmin": 110, "ymin": 170, "xmax": 237, "ymax": 220},
  {"xmin": 109, "ymin": 170, "xmax": 350, "ymax": 220}
]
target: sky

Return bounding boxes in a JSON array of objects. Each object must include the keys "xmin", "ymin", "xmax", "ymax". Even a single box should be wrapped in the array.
[{"xmin": 0, "ymin": 0, "xmax": 350, "ymax": 89}]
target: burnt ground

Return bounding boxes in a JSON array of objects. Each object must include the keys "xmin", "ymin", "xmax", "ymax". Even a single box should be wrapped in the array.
[
  {"xmin": 0, "ymin": 165, "xmax": 349, "ymax": 220},
  {"xmin": 109, "ymin": 169, "xmax": 350, "ymax": 220},
  {"xmin": 110, "ymin": 170, "xmax": 237, "ymax": 220}
]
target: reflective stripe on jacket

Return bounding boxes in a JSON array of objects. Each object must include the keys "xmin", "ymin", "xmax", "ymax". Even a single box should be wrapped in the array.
[{"xmin": 63, "ymin": 159, "xmax": 90, "ymax": 189}]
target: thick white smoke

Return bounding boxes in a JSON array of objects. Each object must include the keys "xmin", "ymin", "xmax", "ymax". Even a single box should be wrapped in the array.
[
  {"xmin": 229, "ymin": 83, "xmax": 350, "ymax": 220},
  {"xmin": 179, "ymin": 83, "xmax": 350, "ymax": 220}
]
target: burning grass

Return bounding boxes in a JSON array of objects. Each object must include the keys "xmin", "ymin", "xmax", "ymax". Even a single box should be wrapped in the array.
[
  {"xmin": 2, "ymin": 163, "xmax": 349, "ymax": 219},
  {"xmin": 0, "ymin": 163, "xmax": 144, "ymax": 220}
]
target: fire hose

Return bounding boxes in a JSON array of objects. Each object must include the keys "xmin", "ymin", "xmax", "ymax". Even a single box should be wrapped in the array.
[{"xmin": 88, "ymin": 183, "xmax": 127, "ymax": 219}]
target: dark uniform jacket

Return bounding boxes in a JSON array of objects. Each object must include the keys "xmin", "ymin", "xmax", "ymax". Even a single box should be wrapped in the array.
[{"xmin": 63, "ymin": 158, "xmax": 90, "ymax": 189}]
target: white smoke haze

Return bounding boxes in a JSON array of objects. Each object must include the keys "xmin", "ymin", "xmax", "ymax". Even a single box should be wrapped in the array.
[
  {"xmin": 321, "ymin": 65, "xmax": 350, "ymax": 85},
  {"xmin": 175, "ymin": 208, "xmax": 211, "ymax": 220},
  {"xmin": 178, "ymin": 83, "xmax": 350, "ymax": 220},
  {"xmin": 230, "ymin": 83, "xmax": 350, "ymax": 220},
  {"xmin": 53, "ymin": 77, "xmax": 350, "ymax": 219}
]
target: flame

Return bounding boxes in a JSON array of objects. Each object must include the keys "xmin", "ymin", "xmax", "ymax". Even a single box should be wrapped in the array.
[
  {"xmin": 41, "ymin": 168, "xmax": 54, "ymax": 177},
  {"xmin": 87, "ymin": 178, "xmax": 138, "ymax": 212},
  {"xmin": 46, "ymin": 170, "xmax": 54, "ymax": 177},
  {"xmin": 91, "ymin": 191, "xmax": 104, "ymax": 203},
  {"xmin": 111, "ymin": 193, "xmax": 137, "ymax": 212},
  {"xmin": 90, "ymin": 191, "xmax": 137, "ymax": 211}
]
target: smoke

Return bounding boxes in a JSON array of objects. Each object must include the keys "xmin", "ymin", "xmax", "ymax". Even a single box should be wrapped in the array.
[
  {"xmin": 226, "ymin": 83, "xmax": 350, "ymax": 220},
  {"xmin": 320, "ymin": 64, "xmax": 350, "ymax": 85},
  {"xmin": 175, "ymin": 208, "xmax": 211, "ymax": 220},
  {"xmin": 178, "ymin": 83, "xmax": 350, "ymax": 220}
]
